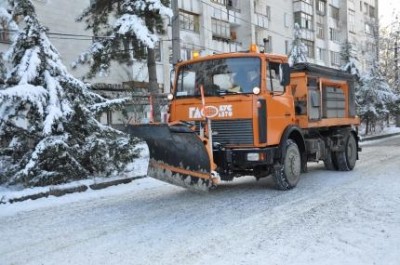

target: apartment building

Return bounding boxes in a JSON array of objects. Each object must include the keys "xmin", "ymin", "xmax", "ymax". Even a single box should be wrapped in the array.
[
  {"xmin": 292, "ymin": 0, "xmax": 378, "ymax": 71},
  {"xmin": 1, "ymin": 0, "xmax": 379, "ymax": 88},
  {"xmin": 0, "ymin": 0, "xmax": 378, "ymax": 123}
]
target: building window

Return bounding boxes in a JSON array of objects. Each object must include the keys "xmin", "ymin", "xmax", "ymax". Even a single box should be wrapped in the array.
[
  {"xmin": 316, "ymin": 15, "xmax": 324, "ymax": 39},
  {"xmin": 265, "ymin": 36, "xmax": 272, "ymax": 52},
  {"xmin": 369, "ymin": 6, "xmax": 375, "ymax": 18},
  {"xmin": 348, "ymin": 11, "xmax": 355, "ymax": 33},
  {"xmin": 211, "ymin": 0, "xmax": 226, "ymax": 5},
  {"xmin": 284, "ymin": 13, "xmax": 290, "ymax": 27},
  {"xmin": 330, "ymin": 5, "xmax": 339, "ymax": 20},
  {"xmin": 303, "ymin": 40, "xmax": 315, "ymax": 58},
  {"xmin": 154, "ymin": 42, "xmax": 162, "ymax": 62},
  {"xmin": 0, "ymin": 29, "xmax": 11, "ymax": 43},
  {"xmin": 0, "ymin": 19, "xmax": 12, "ymax": 43},
  {"xmin": 316, "ymin": 0, "xmax": 326, "ymax": 15},
  {"xmin": 317, "ymin": 47, "xmax": 326, "ymax": 61},
  {"xmin": 294, "ymin": 12, "xmax": 313, "ymax": 30},
  {"xmin": 317, "ymin": 23, "xmax": 324, "ymax": 39},
  {"xmin": 285, "ymin": 40, "xmax": 290, "ymax": 54},
  {"xmin": 330, "ymin": 51, "xmax": 341, "ymax": 66},
  {"xmin": 348, "ymin": 0, "xmax": 355, "ymax": 10},
  {"xmin": 294, "ymin": 0, "xmax": 313, "ymax": 4},
  {"xmin": 329, "ymin": 27, "xmax": 339, "ymax": 42},
  {"xmin": 212, "ymin": 19, "xmax": 230, "ymax": 40},
  {"xmin": 365, "ymin": 23, "xmax": 373, "ymax": 35},
  {"xmin": 266, "ymin": 6, "xmax": 271, "ymax": 20},
  {"xmin": 180, "ymin": 48, "xmax": 192, "ymax": 61},
  {"xmin": 179, "ymin": 10, "xmax": 200, "ymax": 33}
]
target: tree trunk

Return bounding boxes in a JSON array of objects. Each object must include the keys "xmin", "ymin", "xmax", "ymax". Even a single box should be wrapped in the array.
[
  {"xmin": 147, "ymin": 47, "xmax": 161, "ymax": 122},
  {"xmin": 396, "ymin": 115, "xmax": 400, "ymax": 127},
  {"xmin": 387, "ymin": 113, "xmax": 390, "ymax": 127},
  {"xmin": 365, "ymin": 118, "xmax": 369, "ymax": 135}
]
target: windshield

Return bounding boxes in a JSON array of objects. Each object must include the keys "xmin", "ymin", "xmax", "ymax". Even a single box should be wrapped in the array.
[{"xmin": 175, "ymin": 57, "xmax": 261, "ymax": 97}]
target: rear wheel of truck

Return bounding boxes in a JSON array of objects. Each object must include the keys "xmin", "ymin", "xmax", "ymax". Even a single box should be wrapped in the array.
[
  {"xmin": 273, "ymin": 139, "xmax": 301, "ymax": 190},
  {"xmin": 324, "ymin": 151, "xmax": 338, "ymax": 171},
  {"xmin": 335, "ymin": 133, "xmax": 357, "ymax": 171}
]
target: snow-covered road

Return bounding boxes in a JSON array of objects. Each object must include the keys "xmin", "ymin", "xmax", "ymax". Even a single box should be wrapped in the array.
[{"xmin": 1, "ymin": 136, "xmax": 400, "ymax": 265}]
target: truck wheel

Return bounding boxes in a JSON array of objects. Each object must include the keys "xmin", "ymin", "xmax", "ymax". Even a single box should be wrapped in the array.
[
  {"xmin": 273, "ymin": 139, "xmax": 301, "ymax": 190},
  {"xmin": 335, "ymin": 133, "xmax": 357, "ymax": 171},
  {"xmin": 324, "ymin": 151, "xmax": 338, "ymax": 171}
]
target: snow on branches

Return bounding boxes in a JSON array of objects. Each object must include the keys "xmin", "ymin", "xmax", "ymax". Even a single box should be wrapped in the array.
[
  {"xmin": 74, "ymin": 0, "xmax": 172, "ymax": 78},
  {"xmin": 357, "ymin": 61, "xmax": 398, "ymax": 134},
  {"xmin": 0, "ymin": 0, "xmax": 140, "ymax": 187},
  {"xmin": 288, "ymin": 23, "xmax": 308, "ymax": 66}
]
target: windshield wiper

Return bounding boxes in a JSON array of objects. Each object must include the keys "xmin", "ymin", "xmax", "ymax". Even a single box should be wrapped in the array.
[
  {"xmin": 217, "ymin": 89, "xmax": 240, "ymax": 95},
  {"xmin": 217, "ymin": 89, "xmax": 250, "ymax": 97}
]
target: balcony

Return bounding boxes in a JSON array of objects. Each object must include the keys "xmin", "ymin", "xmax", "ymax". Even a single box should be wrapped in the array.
[
  {"xmin": 254, "ymin": 13, "xmax": 269, "ymax": 29},
  {"xmin": 293, "ymin": 1, "xmax": 313, "ymax": 15}
]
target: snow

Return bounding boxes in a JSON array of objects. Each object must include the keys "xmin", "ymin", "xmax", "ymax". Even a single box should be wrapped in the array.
[
  {"xmin": 288, "ymin": 23, "xmax": 308, "ymax": 66},
  {"xmin": 115, "ymin": 14, "xmax": 159, "ymax": 49},
  {"xmin": 17, "ymin": 47, "xmax": 42, "ymax": 85},
  {"xmin": 0, "ymin": 84, "xmax": 47, "ymax": 124},
  {"xmin": 0, "ymin": 142, "xmax": 149, "ymax": 204},
  {"xmin": 1, "ymin": 136, "xmax": 400, "ymax": 265}
]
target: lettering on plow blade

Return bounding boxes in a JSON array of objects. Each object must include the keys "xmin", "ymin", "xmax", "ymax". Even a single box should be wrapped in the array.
[{"xmin": 126, "ymin": 124, "xmax": 213, "ymax": 191}]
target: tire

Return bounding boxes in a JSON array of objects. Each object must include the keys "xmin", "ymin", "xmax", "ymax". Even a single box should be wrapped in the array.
[
  {"xmin": 335, "ymin": 133, "xmax": 357, "ymax": 171},
  {"xmin": 324, "ymin": 150, "xmax": 338, "ymax": 171},
  {"xmin": 273, "ymin": 139, "xmax": 301, "ymax": 190}
]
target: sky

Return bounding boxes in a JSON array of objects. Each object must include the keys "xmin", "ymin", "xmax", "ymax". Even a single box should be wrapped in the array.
[{"xmin": 379, "ymin": 0, "xmax": 400, "ymax": 27}]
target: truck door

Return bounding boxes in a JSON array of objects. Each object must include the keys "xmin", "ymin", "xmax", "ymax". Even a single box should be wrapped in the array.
[{"xmin": 265, "ymin": 60, "xmax": 295, "ymax": 145}]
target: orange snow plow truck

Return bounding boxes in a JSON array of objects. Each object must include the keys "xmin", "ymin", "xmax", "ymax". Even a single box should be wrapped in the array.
[{"xmin": 128, "ymin": 48, "xmax": 361, "ymax": 191}]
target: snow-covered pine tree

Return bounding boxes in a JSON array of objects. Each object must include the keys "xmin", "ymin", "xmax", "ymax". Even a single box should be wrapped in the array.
[
  {"xmin": 0, "ymin": 0, "xmax": 140, "ymax": 187},
  {"xmin": 357, "ymin": 61, "xmax": 398, "ymax": 134},
  {"xmin": 288, "ymin": 23, "xmax": 308, "ymax": 66},
  {"xmin": 340, "ymin": 41, "xmax": 361, "ymax": 80},
  {"xmin": 75, "ymin": 0, "xmax": 172, "ymax": 121}
]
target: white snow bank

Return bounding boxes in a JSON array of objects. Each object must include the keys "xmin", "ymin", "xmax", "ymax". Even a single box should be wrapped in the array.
[{"xmin": 0, "ymin": 142, "xmax": 149, "ymax": 206}]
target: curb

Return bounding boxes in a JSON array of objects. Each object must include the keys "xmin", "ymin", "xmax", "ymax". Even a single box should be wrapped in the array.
[
  {"xmin": 1, "ymin": 175, "xmax": 146, "ymax": 204},
  {"xmin": 360, "ymin": 132, "xmax": 400, "ymax": 142}
]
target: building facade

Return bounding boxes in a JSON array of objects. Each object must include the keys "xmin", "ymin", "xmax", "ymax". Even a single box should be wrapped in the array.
[{"xmin": 0, "ymin": 0, "xmax": 379, "ymax": 122}]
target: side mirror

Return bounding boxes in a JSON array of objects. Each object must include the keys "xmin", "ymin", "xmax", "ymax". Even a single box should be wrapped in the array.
[{"xmin": 279, "ymin": 63, "xmax": 291, "ymax": 86}]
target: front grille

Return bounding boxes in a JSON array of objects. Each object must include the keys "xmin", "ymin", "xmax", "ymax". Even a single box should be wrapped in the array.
[{"xmin": 196, "ymin": 119, "xmax": 254, "ymax": 145}]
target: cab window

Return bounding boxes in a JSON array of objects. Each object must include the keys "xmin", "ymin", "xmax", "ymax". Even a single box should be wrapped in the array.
[{"xmin": 267, "ymin": 61, "xmax": 284, "ymax": 92}]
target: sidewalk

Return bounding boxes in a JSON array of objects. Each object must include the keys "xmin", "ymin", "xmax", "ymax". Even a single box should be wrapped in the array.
[
  {"xmin": 360, "ymin": 126, "xmax": 400, "ymax": 142},
  {"xmin": 2, "ymin": 128, "xmax": 400, "ymax": 204},
  {"xmin": 0, "ymin": 175, "xmax": 147, "ymax": 204}
]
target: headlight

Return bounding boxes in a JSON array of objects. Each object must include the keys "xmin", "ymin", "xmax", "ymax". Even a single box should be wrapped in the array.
[
  {"xmin": 253, "ymin": 87, "xmax": 261, "ymax": 95},
  {"xmin": 247, "ymin": 153, "xmax": 260, "ymax": 161},
  {"xmin": 167, "ymin": 93, "xmax": 174, "ymax": 100}
]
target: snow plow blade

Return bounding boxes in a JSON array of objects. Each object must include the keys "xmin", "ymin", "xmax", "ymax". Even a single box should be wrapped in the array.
[{"xmin": 127, "ymin": 124, "xmax": 213, "ymax": 192}]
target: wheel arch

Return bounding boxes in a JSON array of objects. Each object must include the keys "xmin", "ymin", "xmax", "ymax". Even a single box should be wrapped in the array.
[{"xmin": 278, "ymin": 125, "xmax": 307, "ymax": 172}]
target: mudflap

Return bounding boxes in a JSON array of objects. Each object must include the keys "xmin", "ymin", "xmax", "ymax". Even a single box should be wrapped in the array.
[{"xmin": 126, "ymin": 123, "xmax": 213, "ymax": 192}]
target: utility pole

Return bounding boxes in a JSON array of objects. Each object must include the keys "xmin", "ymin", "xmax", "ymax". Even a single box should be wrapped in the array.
[
  {"xmin": 171, "ymin": 0, "xmax": 181, "ymax": 65},
  {"xmin": 395, "ymin": 32, "xmax": 399, "ymax": 83}
]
